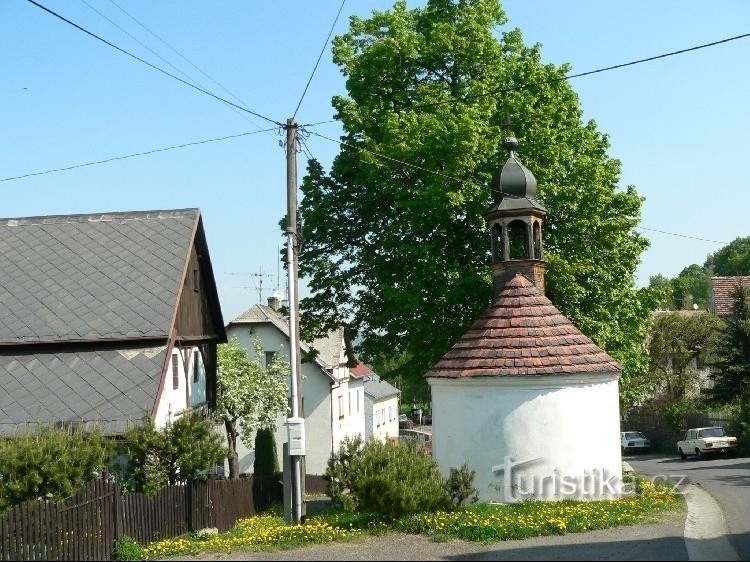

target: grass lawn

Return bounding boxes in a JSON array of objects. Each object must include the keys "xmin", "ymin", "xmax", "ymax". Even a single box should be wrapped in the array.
[{"xmin": 134, "ymin": 479, "xmax": 682, "ymax": 560}]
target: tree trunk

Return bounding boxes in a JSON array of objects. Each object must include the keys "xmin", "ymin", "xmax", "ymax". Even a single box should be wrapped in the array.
[{"xmin": 225, "ymin": 419, "xmax": 240, "ymax": 479}]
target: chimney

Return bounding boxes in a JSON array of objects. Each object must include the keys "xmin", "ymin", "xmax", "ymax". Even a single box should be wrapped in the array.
[{"xmin": 267, "ymin": 290, "xmax": 283, "ymax": 311}]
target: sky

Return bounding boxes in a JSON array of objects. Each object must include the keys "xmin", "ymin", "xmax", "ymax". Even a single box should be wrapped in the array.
[{"xmin": 2, "ymin": 0, "xmax": 750, "ymax": 322}]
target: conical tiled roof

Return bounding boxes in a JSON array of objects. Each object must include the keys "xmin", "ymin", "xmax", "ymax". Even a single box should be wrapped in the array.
[{"xmin": 426, "ymin": 274, "xmax": 621, "ymax": 378}]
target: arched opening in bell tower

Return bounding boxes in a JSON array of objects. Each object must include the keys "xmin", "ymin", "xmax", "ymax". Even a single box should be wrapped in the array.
[{"xmin": 508, "ymin": 220, "xmax": 528, "ymax": 260}]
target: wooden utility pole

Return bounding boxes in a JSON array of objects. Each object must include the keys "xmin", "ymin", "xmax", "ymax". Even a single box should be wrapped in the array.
[{"xmin": 284, "ymin": 117, "xmax": 304, "ymax": 524}]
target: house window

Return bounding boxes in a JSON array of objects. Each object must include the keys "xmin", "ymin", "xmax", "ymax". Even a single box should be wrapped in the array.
[
  {"xmin": 348, "ymin": 392, "xmax": 352, "ymax": 416},
  {"xmin": 171, "ymin": 355, "xmax": 179, "ymax": 390},
  {"xmin": 193, "ymin": 350, "xmax": 200, "ymax": 383},
  {"xmin": 357, "ymin": 389, "xmax": 360, "ymax": 413},
  {"xmin": 193, "ymin": 268, "xmax": 199, "ymax": 292},
  {"xmin": 338, "ymin": 395, "xmax": 344, "ymax": 419},
  {"xmin": 265, "ymin": 351, "xmax": 277, "ymax": 369}
]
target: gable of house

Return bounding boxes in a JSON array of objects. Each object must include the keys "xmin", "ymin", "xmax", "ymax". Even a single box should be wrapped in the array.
[{"xmin": 0, "ymin": 209, "xmax": 225, "ymax": 434}]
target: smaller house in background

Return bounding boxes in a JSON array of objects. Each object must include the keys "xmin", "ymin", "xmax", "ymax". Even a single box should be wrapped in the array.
[
  {"xmin": 0, "ymin": 209, "xmax": 226, "ymax": 436},
  {"xmin": 350, "ymin": 362, "xmax": 400, "ymax": 442},
  {"xmin": 225, "ymin": 296, "xmax": 365, "ymax": 477},
  {"xmin": 710, "ymin": 276, "xmax": 750, "ymax": 317}
]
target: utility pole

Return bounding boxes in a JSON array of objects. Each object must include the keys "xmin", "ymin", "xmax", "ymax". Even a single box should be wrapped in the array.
[{"xmin": 284, "ymin": 117, "xmax": 305, "ymax": 524}]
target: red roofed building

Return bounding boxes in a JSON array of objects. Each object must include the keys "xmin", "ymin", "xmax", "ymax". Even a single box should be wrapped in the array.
[
  {"xmin": 426, "ymin": 135, "xmax": 623, "ymax": 502},
  {"xmin": 710, "ymin": 276, "xmax": 750, "ymax": 317}
]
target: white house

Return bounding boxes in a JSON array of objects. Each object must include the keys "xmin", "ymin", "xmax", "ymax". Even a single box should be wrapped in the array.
[
  {"xmin": 225, "ymin": 296, "xmax": 365, "ymax": 476},
  {"xmin": 426, "ymin": 136, "xmax": 622, "ymax": 503},
  {"xmin": 351, "ymin": 363, "xmax": 400, "ymax": 442}
]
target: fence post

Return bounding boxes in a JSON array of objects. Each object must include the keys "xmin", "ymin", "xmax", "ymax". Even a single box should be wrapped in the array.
[{"xmin": 113, "ymin": 483, "xmax": 122, "ymax": 541}]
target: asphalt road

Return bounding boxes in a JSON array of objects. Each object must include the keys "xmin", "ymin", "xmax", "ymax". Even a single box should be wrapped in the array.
[{"xmin": 626, "ymin": 453, "xmax": 750, "ymax": 560}]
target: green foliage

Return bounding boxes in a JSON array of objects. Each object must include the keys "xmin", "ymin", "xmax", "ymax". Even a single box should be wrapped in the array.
[
  {"xmin": 648, "ymin": 311, "xmax": 722, "ymax": 402},
  {"xmin": 253, "ymin": 428, "xmax": 279, "ymax": 476},
  {"xmin": 324, "ymin": 437, "xmax": 451, "ymax": 517},
  {"xmin": 672, "ymin": 265, "xmax": 711, "ymax": 310},
  {"xmin": 664, "ymin": 397, "xmax": 704, "ymax": 433},
  {"xmin": 710, "ymin": 283, "xmax": 750, "ymax": 405},
  {"xmin": 113, "ymin": 535, "xmax": 143, "ymax": 561},
  {"xmin": 446, "ymin": 464, "xmax": 478, "ymax": 506},
  {"xmin": 297, "ymin": 0, "xmax": 659, "ymax": 402},
  {"xmin": 0, "ymin": 424, "xmax": 112, "ymax": 514},
  {"xmin": 121, "ymin": 410, "xmax": 226, "ymax": 494},
  {"xmin": 323, "ymin": 436, "xmax": 364, "ymax": 512},
  {"xmin": 706, "ymin": 236, "xmax": 750, "ymax": 276},
  {"xmin": 216, "ymin": 336, "xmax": 289, "ymax": 479}
]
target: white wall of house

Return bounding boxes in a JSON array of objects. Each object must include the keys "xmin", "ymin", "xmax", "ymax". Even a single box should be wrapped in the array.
[
  {"xmin": 370, "ymin": 395, "xmax": 399, "ymax": 442},
  {"xmin": 344, "ymin": 377, "xmax": 366, "ymax": 441},
  {"xmin": 153, "ymin": 345, "xmax": 208, "ymax": 429},
  {"xmin": 429, "ymin": 373, "xmax": 622, "ymax": 503},
  {"xmin": 225, "ymin": 324, "xmax": 359, "ymax": 476}
]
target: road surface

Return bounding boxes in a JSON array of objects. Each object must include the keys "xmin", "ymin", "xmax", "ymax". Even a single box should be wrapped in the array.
[{"xmin": 627, "ymin": 453, "xmax": 750, "ymax": 560}]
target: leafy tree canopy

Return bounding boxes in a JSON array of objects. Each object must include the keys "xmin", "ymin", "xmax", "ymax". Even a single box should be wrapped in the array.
[
  {"xmin": 648, "ymin": 311, "xmax": 722, "ymax": 401},
  {"xmin": 298, "ymin": 0, "xmax": 659, "ymax": 400},
  {"xmin": 706, "ymin": 236, "xmax": 750, "ymax": 277},
  {"xmin": 650, "ymin": 264, "xmax": 711, "ymax": 311}
]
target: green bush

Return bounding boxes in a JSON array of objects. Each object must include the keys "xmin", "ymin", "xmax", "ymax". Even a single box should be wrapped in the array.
[
  {"xmin": 121, "ymin": 410, "xmax": 227, "ymax": 493},
  {"xmin": 324, "ymin": 436, "xmax": 364, "ymax": 511},
  {"xmin": 113, "ymin": 535, "xmax": 143, "ymax": 561},
  {"xmin": 446, "ymin": 464, "xmax": 478, "ymax": 506},
  {"xmin": 324, "ymin": 437, "xmax": 451, "ymax": 517},
  {"xmin": 253, "ymin": 428, "xmax": 279, "ymax": 476},
  {"xmin": 0, "ymin": 423, "xmax": 113, "ymax": 514}
]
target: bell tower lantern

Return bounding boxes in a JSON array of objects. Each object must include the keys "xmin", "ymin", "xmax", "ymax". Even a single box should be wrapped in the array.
[{"xmin": 485, "ymin": 133, "xmax": 547, "ymax": 295}]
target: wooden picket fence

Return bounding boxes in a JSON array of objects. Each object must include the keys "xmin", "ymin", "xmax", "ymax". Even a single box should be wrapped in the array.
[{"xmin": 0, "ymin": 475, "xmax": 283, "ymax": 561}]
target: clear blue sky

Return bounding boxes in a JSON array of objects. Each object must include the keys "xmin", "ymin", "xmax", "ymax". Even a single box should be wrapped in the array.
[{"xmin": 3, "ymin": 1, "xmax": 749, "ymax": 322}]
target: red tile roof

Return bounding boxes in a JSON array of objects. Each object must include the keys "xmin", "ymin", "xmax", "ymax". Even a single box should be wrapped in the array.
[
  {"xmin": 710, "ymin": 276, "xmax": 750, "ymax": 317},
  {"xmin": 350, "ymin": 361, "xmax": 375, "ymax": 379},
  {"xmin": 426, "ymin": 274, "xmax": 621, "ymax": 378}
]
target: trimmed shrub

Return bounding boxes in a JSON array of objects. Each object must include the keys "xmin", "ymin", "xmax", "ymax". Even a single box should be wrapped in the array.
[
  {"xmin": 253, "ymin": 428, "xmax": 279, "ymax": 476},
  {"xmin": 324, "ymin": 437, "xmax": 451, "ymax": 517}
]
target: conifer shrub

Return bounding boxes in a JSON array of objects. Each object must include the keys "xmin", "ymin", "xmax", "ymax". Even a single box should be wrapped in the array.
[
  {"xmin": 253, "ymin": 428, "xmax": 279, "ymax": 476},
  {"xmin": 324, "ymin": 437, "xmax": 451, "ymax": 517},
  {"xmin": 0, "ymin": 423, "xmax": 113, "ymax": 514},
  {"xmin": 446, "ymin": 463, "xmax": 479, "ymax": 506}
]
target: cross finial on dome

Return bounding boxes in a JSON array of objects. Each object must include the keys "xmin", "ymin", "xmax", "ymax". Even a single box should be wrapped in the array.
[{"xmin": 502, "ymin": 114, "xmax": 518, "ymax": 156}]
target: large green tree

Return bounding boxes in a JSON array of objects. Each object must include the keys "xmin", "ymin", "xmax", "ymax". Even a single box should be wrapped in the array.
[
  {"xmin": 648, "ymin": 311, "xmax": 722, "ymax": 401},
  {"xmin": 710, "ymin": 283, "xmax": 750, "ymax": 404},
  {"xmin": 298, "ymin": 0, "xmax": 659, "ymax": 404},
  {"xmin": 706, "ymin": 236, "xmax": 750, "ymax": 276}
]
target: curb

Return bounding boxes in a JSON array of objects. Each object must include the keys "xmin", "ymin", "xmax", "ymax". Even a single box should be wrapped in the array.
[{"xmin": 682, "ymin": 483, "xmax": 739, "ymax": 561}]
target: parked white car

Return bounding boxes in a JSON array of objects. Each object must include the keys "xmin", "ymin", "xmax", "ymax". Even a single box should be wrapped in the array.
[
  {"xmin": 621, "ymin": 431, "xmax": 651, "ymax": 454},
  {"xmin": 677, "ymin": 426, "xmax": 738, "ymax": 460}
]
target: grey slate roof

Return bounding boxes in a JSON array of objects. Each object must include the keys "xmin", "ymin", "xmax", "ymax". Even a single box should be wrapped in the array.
[
  {"xmin": 0, "ymin": 344, "xmax": 167, "ymax": 435},
  {"xmin": 0, "ymin": 209, "xmax": 198, "ymax": 344},
  {"xmin": 229, "ymin": 304, "xmax": 345, "ymax": 371},
  {"xmin": 364, "ymin": 377, "xmax": 400, "ymax": 401}
]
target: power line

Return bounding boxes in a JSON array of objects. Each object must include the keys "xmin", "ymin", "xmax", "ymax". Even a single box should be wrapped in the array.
[
  {"xmin": 305, "ymin": 129, "xmax": 729, "ymax": 247},
  {"xmin": 413, "ymin": 31, "xmax": 750, "ymax": 110},
  {"xmin": 0, "ymin": 128, "xmax": 276, "ymax": 182},
  {"xmin": 292, "ymin": 0, "xmax": 347, "ymax": 119},
  {"xmin": 103, "ymin": 0, "xmax": 274, "ymax": 135},
  {"xmin": 636, "ymin": 227, "xmax": 728, "ymax": 245},
  {"xmin": 25, "ymin": 0, "xmax": 283, "ymax": 127}
]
